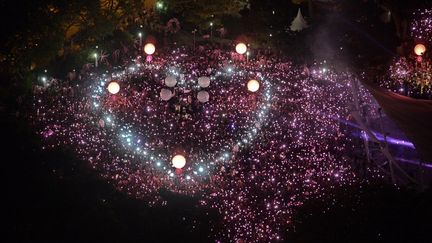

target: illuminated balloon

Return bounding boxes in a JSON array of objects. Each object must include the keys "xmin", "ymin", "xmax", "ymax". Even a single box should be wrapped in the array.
[
  {"xmin": 197, "ymin": 90, "xmax": 210, "ymax": 103},
  {"xmin": 235, "ymin": 43, "xmax": 247, "ymax": 54},
  {"xmin": 144, "ymin": 43, "xmax": 156, "ymax": 55},
  {"xmin": 247, "ymin": 79, "xmax": 260, "ymax": 92},
  {"xmin": 165, "ymin": 76, "xmax": 177, "ymax": 87},
  {"xmin": 107, "ymin": 81, "xmax": 120, "ymax": 94},
  {"xmin": 414, "ymin": 44, "xmax": 426, "ymax": 56},
  {"xmin": 160, "ymin": 88, "xmax": 172, "ymax": 101},
  {"xmin": 172, "ymin": 155, "xmax": 186, "ymax": 169},
  {"xmin": 98, "ymin": 119, "xmax": 105, "ymax": 128},
  {"xmin": 198, "ymin": 76, "xmax": 211, "ymax": 88}
]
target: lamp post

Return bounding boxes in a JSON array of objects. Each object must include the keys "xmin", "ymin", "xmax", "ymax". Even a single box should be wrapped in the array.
[
  {"xmin": 210, "ymin": 22, "xmax": 213, "ymax": 39},
  {"xmin": 138, "ymin": 32, "xmax": 142, "ymax": 49},
  {"xmin": 192, "ymin": 29, "xmax": 197, "ymax": 50},
  {"xmin": 246, "ymin": 51, "xmax": 250, "ymax": 62},
  {"xmin": 94, "ymin": 53, "xmax": 98, "ymax": 68}
]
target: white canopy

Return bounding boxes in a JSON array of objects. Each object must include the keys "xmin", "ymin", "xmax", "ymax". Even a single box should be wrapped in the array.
[{"xmin": 290, "ymin": 8, "xmax": 308, "ymax": 32}]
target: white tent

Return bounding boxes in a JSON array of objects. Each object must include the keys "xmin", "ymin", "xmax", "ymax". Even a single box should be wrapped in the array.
[{"xmin": 290, "ymin": 8, "xmax": 308, "ymax": 32}]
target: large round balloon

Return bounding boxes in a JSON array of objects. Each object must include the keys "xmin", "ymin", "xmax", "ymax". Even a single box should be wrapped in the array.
[
  {"xmin": 414, "ymin": 44, "xmax": 426, "ymax": 56},
  {"xmin": 236, "ymin": 43, "xmax": 247, "ymax": 55},
  {"xmin": 98, "ymin": 119, "xmax": 105, "ymax": 128},
  {"xmin": 165, "ymin": 76, "xmax": 177, "ymax": 87},
  {"xmin": 197, "ymin": 90, "xmax": 210, "ymax": 103},
  {"xmin": 172, "ymin": 155, "xmax": 186, "ymax": 169},
  {"xmin": 160, "ymin": 88, "xmax": 173, "ymax": 101},
  {"xmin": 107, "ymin": 81, "xmax": 120, "ymax": 94},
  {"xmin": 247, "ymin": 79, "xmax": 260, "ymax": 92},
  {"xmin": 198, "ymin": 76, "xmax": 211, "ymax": 88},
  {"xmin": 144, "ymin": 43, "xmax": 156, "ymax": 55}
]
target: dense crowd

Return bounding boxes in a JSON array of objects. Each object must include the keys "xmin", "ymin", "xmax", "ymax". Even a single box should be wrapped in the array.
[
  {"xmin": 31, "ymin": 44, "xmax": 383, "ymax": 242},
  {"xmin": 378, "ymin": 55, "xmax": 432, "ymax": 99}
]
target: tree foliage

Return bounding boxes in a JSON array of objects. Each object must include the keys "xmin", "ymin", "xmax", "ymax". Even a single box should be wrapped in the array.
[
  {"xmin": 164, "ymin": 0, "xmax": 249, "ymax": 27},
  {"xmin": 0, "ymin": 0, "xmax": 162, "ymax": 82}
]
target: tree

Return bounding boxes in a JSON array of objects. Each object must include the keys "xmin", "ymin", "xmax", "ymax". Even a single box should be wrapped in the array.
[
  {"xmin": 163, "ymin": 0, "xmax": 249, "ymax": 28},
  {"xmin": 0, "ymin": 0, "xmax": 163, "ymax": 85}
]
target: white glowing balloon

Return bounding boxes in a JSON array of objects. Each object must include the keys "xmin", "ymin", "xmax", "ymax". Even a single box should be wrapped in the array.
[
  {"xmin": 107, "ymin": 81, "xmax": 120, "ymax": 94},
  {"xmin": 236, "ymin": 43, "xmax": 247, "ymax": 54},
  {"xmin": 414, "ymin": 44, "xmax": 426, "ymax": 56},
  {"xmin": 198, "ymin": 76, "xmax": 211, "ymax": 88},
  {"xmin": 160, "ymin": 88, "xmax": 172, "ymax": 101},
  {"xmin": 172, "ymin": 155, "xmax": 186, "ymax": 169},
  {"xmin": 197, "ymin": 90, "xmax": 210, "ymax": 103},
  {"xmin": 144, "ymin": 43, "xmax": 156, "ymax": 55},
  {"xmin": 98, "ymin": 119, "xmax": 105, "ymax": 128},
  {"xmin": 247, "ymin": 79, "xmax": 260, "ymax": 92},
  {"xmin": 165, "ymin": 76, "xmax": 177, "ymax": 87}
]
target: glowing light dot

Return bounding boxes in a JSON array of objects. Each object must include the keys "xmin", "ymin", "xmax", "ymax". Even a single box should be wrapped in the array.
[
  {"xmin": 107, "ymin": 81, "xmax": 120, "ymax": 94},
  {"xmin": 235, "ymin": 43, "xmax": 247, "ymax": 54},
  {"xmin": 172, "ymin": 154, "xmax": 186, "ymax": 169},
  {"xmin": 247, "ymin": 79, "xmax": 260, "ymax": 92},
  {"xmin": 144, "ymin": 43, "xmax": 156, "ymax": 55}
]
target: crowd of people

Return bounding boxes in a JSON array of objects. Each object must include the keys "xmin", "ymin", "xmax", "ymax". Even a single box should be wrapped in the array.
[
  {"xmin": 378, "ymin": 54, "xmax": 432, "ymax": 99},
  {"xmin": 31, "ymin": 43, "xmax": 383, "ymax": 242}
]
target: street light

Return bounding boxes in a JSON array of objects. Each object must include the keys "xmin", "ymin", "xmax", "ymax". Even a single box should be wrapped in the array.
[
  {"xmin": 94, "ymin": 53, "xmax": 98, "ymax": 68},
  {"xmin": 138, "ymin": 32, "xmax": 142, "ymax": 48},
  {"xmin": 192, "ymin": 29, "xmax": 197, "ymax": 50},
  {"xmin": 210, "ymin": 22, "xmax": 213, "ymax": 39},
  {"xmin": 156, "ymin": 1, "xmax": 163, "ymax": 10}
]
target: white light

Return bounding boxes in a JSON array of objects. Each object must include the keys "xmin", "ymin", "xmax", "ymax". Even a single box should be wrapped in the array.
[
  {"xmin": 144, "ymin": 43, "xmax": 156, "ymax": 55},
  {"xmin": 172, "ymin": 154, "xmax": 186, "ymax": 169},
  {"xmin": 235, "ymin": 43, "xmax": 247, "ymax": 54},
  {"xmin": 107, "ymin": 81, "xmax": 120, "ymax": 94},
  {"xmin": 247, "ymin": 79, "xmax": 260, "ymax": 92}
]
